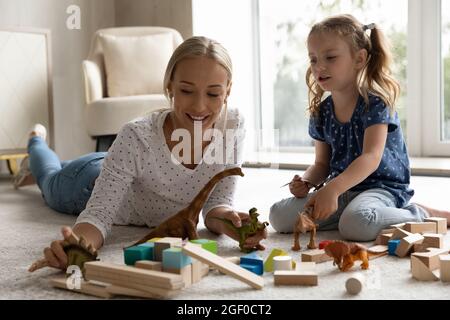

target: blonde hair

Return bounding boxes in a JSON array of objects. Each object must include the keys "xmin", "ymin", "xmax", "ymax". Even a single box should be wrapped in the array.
[
  {"xmin": 306, "ymin": 14, "xmax": 400, "ymax": 116},
  {"xmin": 163, "ymin": 36, "xmax": 233, "ymax": 98},
  {"xmin": 163, "ymin": 36, "xmax": 233, "ymax": 131}
]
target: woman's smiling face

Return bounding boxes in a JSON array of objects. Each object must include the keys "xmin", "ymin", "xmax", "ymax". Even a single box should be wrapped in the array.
[{"xmin": 168, "ymin": 56, "xmax": 230, "ymax": 132}]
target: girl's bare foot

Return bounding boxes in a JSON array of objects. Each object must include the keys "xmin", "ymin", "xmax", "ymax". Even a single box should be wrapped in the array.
[{"xmin": 414, "ymin": 203, "xmax": 450, "ymax": 227}]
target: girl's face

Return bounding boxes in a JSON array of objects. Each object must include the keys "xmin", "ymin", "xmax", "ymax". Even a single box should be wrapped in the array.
[
  {"xmin": 307, "ymin": 32, "xmax": 366, "ymax": 93},
  {"xmin": 168, "ymin": 56, "xmax": 231, "ymax": 132}
]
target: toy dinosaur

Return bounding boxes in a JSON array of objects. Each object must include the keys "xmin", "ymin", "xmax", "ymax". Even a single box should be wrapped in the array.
[
  {"xmin": 292, "ymin": 207, "xmax": 318, "ymax": 251},
  {"xmin": 28, "ymin": 232, "xmax": 98, "ymax": 276},
  {"xmin": 213, "ymin": 207, "xmax": 269, "ymax": 253},
  {"xmin": 131, "ymin": 167, "xmax": 244, "ymax": 246},
  {"xmin": 323, "ymin": 240, "xmax": 381, "ymax": 272}
]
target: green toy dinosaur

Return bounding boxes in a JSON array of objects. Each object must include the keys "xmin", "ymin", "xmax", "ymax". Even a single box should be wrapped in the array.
[{"xmin": 213, "ymin": 207, "xmax": 269, "ymax": 253}]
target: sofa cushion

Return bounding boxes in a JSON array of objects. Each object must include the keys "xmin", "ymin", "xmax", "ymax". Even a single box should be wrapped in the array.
[{"xmin": 99, "ymin": 33, "xmax": 173, "ymax": 97}]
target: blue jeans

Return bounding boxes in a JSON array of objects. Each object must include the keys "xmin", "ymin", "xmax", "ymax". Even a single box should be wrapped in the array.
[
  {"xmin": 269, "ymin": 188, "xmax": 429, "ymax": 241},
  {"xmin": 28, "ymin": 137, "xmax": 106, "ymax": 215}
]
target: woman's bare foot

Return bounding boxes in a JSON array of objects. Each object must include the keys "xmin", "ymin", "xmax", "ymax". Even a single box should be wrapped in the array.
[{"xmin": 414, "ymin": 203, "xmax": 450, "ymax": 226}]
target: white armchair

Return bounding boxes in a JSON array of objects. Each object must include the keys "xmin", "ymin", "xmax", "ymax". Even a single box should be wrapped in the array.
[{"xmin": 82, "ymin": 27, "xmax": 183, "ymax": 151}]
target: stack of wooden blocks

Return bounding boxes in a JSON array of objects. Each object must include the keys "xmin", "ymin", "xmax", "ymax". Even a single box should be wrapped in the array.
[{"xmin": 374, "ymin": 218, "xmax": 450, "ymax": 282}]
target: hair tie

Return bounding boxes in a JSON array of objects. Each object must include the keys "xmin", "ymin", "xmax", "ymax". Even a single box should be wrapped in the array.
[{"xmin": 363, "ymin": 23, "xmax": 376, "ymax": 31}]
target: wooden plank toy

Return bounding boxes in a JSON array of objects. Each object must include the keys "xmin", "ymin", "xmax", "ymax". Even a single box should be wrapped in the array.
[
  {"xmin": 135, "ymin": 260, "xmax": 162, "ymax": 271},
  {"xmin": 375, "ymin": 233, "xmax": 393, "ymax": 246},
  {"xmin": 163, "ymin": 264, "xmax": 193, "ymax": 288},
  {"xmin": 181, "ymin": 242, "xmax": 264, "ymax": 290},
  {"xmin": 274, "ymin": 263, "xmax": 318, "ymax": 286},
  {"xmin": 439, "ymin": 255, "xmax": 450, "ymax": 282},
  {"xmin": 411, "ymin": 247, "xmax": 449, "ymax": 271},
  {"xmin": 424, "ymin": 217, "xmax": 447, "ymax": 235},
  {"xmin": 404, "ymin": 222, "xmax": 436, "ymax": 234},
  {"xmin": 395, "ymin": 234, "xmax": 424, "ymax": 257}
]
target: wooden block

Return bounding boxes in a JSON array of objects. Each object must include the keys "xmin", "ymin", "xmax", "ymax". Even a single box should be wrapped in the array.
[
  {"xmin": 50, "ymin": 276, "xmax": 112, "ymax": 299},
  {"xmin": 164, "ymin": 264, "xmax": 192, "ymax": 288},
  {"xmin": 274, "ymin": 270, "xmax": 318, "ymax": 286},
  {"xmin": 162, "ymin": 247, "xmax": 192, "ymax": 269},
  {"xmin": 123, "ymin": 245, "xmax": 153, "ymax": 265},
  {"xmin": 189, "ymin": 239, "xmax": 218, "ymax": 254},
  {"xmin": 106, "ymin": 284, "xmax": 168, "ymax": 299},
  {"xmin": 201, "ymin": 262, "xmax": 209, "ymax": 277},
  {"xmin": 424, "ymin": 217, "xmax": 447, "ymax": 234},
  {"xmin": 391, "ymin": 228, "xmax": 414, "ymax": 240},
  {"xmin": 301, "ymin": 249, "xmax": 333, "ymax": 263},
  {"xmin": 421, "ymin": 233, "xmax": 444, "ymax": 249},
  {"xmin": 84, "ymin": 261, "xmax": 184, "ymax": 289},
  {"xmin": 135, "ymin": 260, "xmax": 162, "ymax": 271},
  {"xmin": 345, "ymin": 273, "xmax": 365, "ymax": 295},
  {"xmin": 191, "ymin": 260, "xmax": 203, "ymax": 283},
  {"xmin": 411, "ymin": 248, "xmax": 449, "ymax": 271},
  {"xmin": 368, "ymin": 245, "xmax": 388, "ymax": 253},
  {"xmin": 395, "ymin": 234, "xmax": 424, "ymax": 257},
  {"xmin": 439, "ymin": 255, "xmax": 450, "ymax": 282},
  {"xmin": 411, "ymin": 256, "xmax": 439, "ymax": 281},
  {"xmin": 85, "ymin": 271, "xmax": 181, "ymax": 298},
  {"xmin": 154, "ymin": 237, "xmax": 183, "ymax": 261},
  {"xmin": 375, "ymin": 233, "xmax": 393, "ymax": 246},
  {"xmin": 389, "ymin": 223, "xmax": 406, "ymax": 229},
  {"xmin": 273, "ymin": 256, "xmax": 293, "ymax": 271},
  {"xmin": 404, "ymin": 222, "xmax": 436, "ymax": 234},
  {"xmin": 181, "ymin": 242, "xmax": 264, "ymax": 290}
]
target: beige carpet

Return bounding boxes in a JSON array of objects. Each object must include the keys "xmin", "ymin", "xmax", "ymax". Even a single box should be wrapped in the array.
[{"xmin": 1, "ymin": 167, "xmax": 450, "ymax": 300}]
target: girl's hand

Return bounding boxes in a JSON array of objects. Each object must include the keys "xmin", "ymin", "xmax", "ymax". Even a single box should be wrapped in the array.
[
  {"xmin": 206, "ymin": 209, "xmax": 267, "ymax": 250},
  {"xmin": 43, "ymin": 226, "xmax": 74, "ymax": 270},
  {"xmin": 305, "ymin": 185, "xmax": 339, "ymax": 221},
  {"xmin": 289, "ymin": 175, "xmax": 311, "ymax": 198}
]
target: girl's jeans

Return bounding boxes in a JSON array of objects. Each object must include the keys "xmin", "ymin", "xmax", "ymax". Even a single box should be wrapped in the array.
[
  {"xmin": 269, "ymin": 188, "xmax": 429, "ymax": 241},
  {"xmin": 28, "ymin": 136, "xmax": 106, "ymax": 215}
]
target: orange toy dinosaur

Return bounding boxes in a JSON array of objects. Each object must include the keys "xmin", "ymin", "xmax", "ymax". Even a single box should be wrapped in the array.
[
  {"xmin": 323, "ymin": 240, "xmax": 375, "ymax": 272},
  {"xmin": 292, "ymin": 207, "xmax": 318, "ymax": 251},
  {"xmin": 131, "ymin": 167, "xmax": 244, "ymax": 246}
]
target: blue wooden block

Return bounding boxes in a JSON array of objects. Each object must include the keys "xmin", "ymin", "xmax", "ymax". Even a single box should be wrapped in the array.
[
  {"xmin": 240, "ymin": 263, "xmax": 263, "ymax": 275},
  {"xmin": 162, "ymin": 247, "xmax": 192, "ymax": 269},
  {"xmin": 240, "ymin": 251, "xmax": 263, "ymax": 270},
  {"xmin": 388, "ymin": 239, "xmax": 401, "ymax": 256},
  {"xmin": 123, "ymin": 245, "xmax": 153, "ymax": 265}
]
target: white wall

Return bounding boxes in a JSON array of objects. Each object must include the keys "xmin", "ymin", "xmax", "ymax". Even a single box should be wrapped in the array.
[
  {"xmin": 115, "ymin": 0, "xmax": 193, "ymax": 39},
  {"xmin": 0, "ymin": 0, "xmax": 115, "ymax": 162}
]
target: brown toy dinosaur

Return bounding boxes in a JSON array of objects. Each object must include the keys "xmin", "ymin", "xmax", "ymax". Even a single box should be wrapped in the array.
[
  {"xmin": 323, "ymin": 240, "xmax": 379, "ymax": 272},
  {"xmin": 131, "ymin": 167, "xmax": 244, "ymax": 246},
  {"xmin": 292, "ymin": 207, "xmax": 318, "ymax": 251}
]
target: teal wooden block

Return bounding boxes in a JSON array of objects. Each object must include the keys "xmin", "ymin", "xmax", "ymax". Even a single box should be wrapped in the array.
[
  {"xmin": 189, "ymin": 239, "xmax": 217, "ymax": 254},
  {"xmin": 240, "ymin": 251, "xmax": 263, "ymax": 274},
  {"xmin": 162, "ymin": 247, "xmax": 192, "ymax": 269},
  {"xmin": 123, "ymin": 245, "xmax": 153, "ymax": 265},
  {"xmin": 240, "ymin": 263, "xmax": 263, "ymax": 275}
]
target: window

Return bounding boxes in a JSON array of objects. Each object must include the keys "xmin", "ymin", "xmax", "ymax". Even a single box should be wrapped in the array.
[
  {"xmin": 257, "ymin": 0, "xmax": 408, "ymax": 151},
  {"xmin": 443, "ymin": 0, "xmax": 450, "ymax": 141}
]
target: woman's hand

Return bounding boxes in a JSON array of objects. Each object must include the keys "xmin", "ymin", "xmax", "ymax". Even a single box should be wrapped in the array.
[
  {"xmin": 42, "ymin": 226, "xmax": 74, "ymax": 270},
  {"xmin": 305, "ymin": 185, "xmax": 339, "ymax": 221},
  {"xmin": 205, "ymin": 209, "xmax": 267, "ymax": 250},
  {"xmin": 289, "ymin": 175, "xmax": 311, "ymax": 198}
]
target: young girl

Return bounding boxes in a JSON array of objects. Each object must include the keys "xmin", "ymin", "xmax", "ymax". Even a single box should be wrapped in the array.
[
  {"xmin": 37, "ymin": 36, "xmax": 266, "ymax": 271},
  {"xmin": 270, "ymin": 14, "xmax": 450, "ymax": 241}
]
